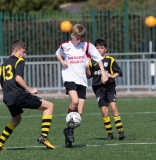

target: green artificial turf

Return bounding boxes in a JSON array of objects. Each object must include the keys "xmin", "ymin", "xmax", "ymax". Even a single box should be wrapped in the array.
[{"xmin": 0, "ymin": 97, "xmax": 156, "ymax": 160}]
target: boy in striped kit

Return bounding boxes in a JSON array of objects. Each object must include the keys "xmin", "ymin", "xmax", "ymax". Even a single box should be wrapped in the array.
[
  {"xmin": 86, "ymin": 39, "xmax": 126, "ymax": 140},
  {"xmin": 0, "ymin": 40, "xmax": 55, "ymax": 151}
]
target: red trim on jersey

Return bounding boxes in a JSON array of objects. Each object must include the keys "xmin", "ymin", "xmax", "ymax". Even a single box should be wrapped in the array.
[
  {"xmin": 60, "ymin": 44, "xmax": 63, "ymax": 49},
  {"xmin": 60, "ymin": 41, "xmax": 70, "ymax": 49},
  {"xmin": 86, "ymin": 42, "xmax": 91, "ymax": 58}
]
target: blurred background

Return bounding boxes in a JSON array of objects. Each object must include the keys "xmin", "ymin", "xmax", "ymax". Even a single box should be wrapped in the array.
[
  {"xmin": 0, "ymin": 0, "xmax": 156, "ymax": 93},
  {"xmin": 0, "ymin": 0, "xmax": 156, "ymax": 56}
]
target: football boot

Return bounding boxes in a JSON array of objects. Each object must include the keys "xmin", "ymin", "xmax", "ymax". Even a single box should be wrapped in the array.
[
  {"xmin": 118, "ymin": 131, "xmax": 126, "ymax": 140},
  {"xmin": 65, "ymin": 139, "xmax": 72, "ymax": 148},
  {"xmin": 63, "ymin": 128, "xmax": 74, "ymax": 147},
  {"xmin": 105, "ymin": 133, "xmax": 114, "ymax": 140},
  {"xmin": 38, "ymin": 135, "xmax": 55, "ymax": 149},
  {"xmin": 0, "ymin": 147, "xmax": 6, "ymax": 151},
  {"xmin": 64, "ymin": 128, "xmax": 74, "ymax": 142}
]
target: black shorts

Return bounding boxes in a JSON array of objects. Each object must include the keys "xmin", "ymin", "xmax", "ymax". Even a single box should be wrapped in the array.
[
  {"xmin": 92, "ymin": 85, "xmax": 116, "ymax": 107},
  {"xmin": 7, "ymin": 93, "xmax": 42, "ymax": 117},
  {"xmin": 64, "ymin": 81, "xmax": 86, "ymax": 99}
]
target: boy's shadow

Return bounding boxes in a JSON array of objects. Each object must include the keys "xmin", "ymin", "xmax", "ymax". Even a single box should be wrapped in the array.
[
  {"xmin": 95, "ymin": 137, "xmax": 117, "ymax": 140},
  {"xmin": 63, "ymin": 144, "xmax": 86, "ymax": 148},
  {"xmin": 6, "ymin": 147, "xmax": 26, "ymax": 151},
  {"xmin": 6, "ymin": 146, "xmax": 45, "ymax": 151}
]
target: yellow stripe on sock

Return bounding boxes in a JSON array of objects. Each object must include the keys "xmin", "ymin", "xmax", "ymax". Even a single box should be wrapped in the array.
[
  {"xmin": 103, "ymin": 116, "xmax": 111, "ymax": 123},
  {"xmin": 7, "ymin": 123, "xmax": 15, "ymax": 130},
  {"xmin": 102, "ymin": 116, "xmax": 113, "ymax": 134},
  {"xmin": 42, "ymin": 115, "xmax": 52, "ymax": 119},
  {"xmin": 115, "ymin": 123, "xmax": 123, "ymax": 127},
  {"xmin": 0, "ymin": 142, "xmax": 2, "ymax": 147},
  {"xmin": 0, "ymin": 136, "xmax": 6, "ymax": 141},
  {"xmin": 118, "ymin": 128, "xmax": 123, "ymax": 132},
  {"xmin": 105, "ymin": 124, "xmax": 112, "ymax": 129},
  {"xmin": 113, "ymin": 115, "xmax": 121, "ymax": 121},
  {"xmin": 41, "ymin": 115, "xmax": 52, "ymax": 138},
  {"xmin": 42, "ymin": 128, "xmax": 49, "ymax": 132},
  {"xmin": 3, "ymin": 130, "xmax": 10, "ymax": 136},
  {"xmin": 113, "ymin": 115, "xmax": 124, "ymax": 132},
  {"xmin": 42, "ymin": 122, "xmax": 51, "ymax": 126}
]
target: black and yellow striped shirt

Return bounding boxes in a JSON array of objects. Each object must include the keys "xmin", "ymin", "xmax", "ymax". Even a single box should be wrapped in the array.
[
  {"xmin": 89, "ymin": 55, "xmax": 122, "ymax": 87},
  {"xmin": 0, "ymin": 55, "xmax": 25, "ymax": 106}
]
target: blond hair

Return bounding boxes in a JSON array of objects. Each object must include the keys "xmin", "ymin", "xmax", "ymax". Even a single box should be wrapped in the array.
[{"xmin": 72, "ymin": 24, "xmax": 86, "ymax": 38}]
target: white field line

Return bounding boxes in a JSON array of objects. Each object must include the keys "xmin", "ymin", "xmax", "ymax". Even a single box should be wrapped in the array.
[
  {"xmin": 85, "ymin": 98, "xmax": 154, "ymax": 101},
  {"xmin": 0, "ymin": 112, "xmax": 156, "ymax": 119},
  {"xmin": 5, "ymin": 142, "xmax": 156, "ymax": 150}
]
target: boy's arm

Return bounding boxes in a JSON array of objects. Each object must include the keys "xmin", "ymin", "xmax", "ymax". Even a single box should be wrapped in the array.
[
  {"xmin": 15, "ymin": 75, "xmax": 37, "ymax": 94},
  {"xmin": 56, "ymin": 54, "xmax": 68, "ymax": 67},
  {"xmin": 106, "ymin": 60, "xmax": 122, "ymax": 79},
  {"xmin": 98, "ymin": 61, "xmax": 108, "ymax": 83},
  {"xmin": 87, "ymin": 43, "xmax": 108, "ymax": 83},
  {"xmin": 0, "ymin": 84, "xmax": 2, "ymax": 91},
  {"xmin": 0, "ymin": 66, "xmax": 2, "ymax": 91},
  {"xmin": 106, "ymin": 72, "xmax": 119, "ymax": 79},
  {"xmin": 15, "ymin": 61, "xmax": 37, "ymax": 94},
  {"xmin": 86, "ymin": 60, "xmax": 92, "ymax": 79},
  {"xmin": 56, "ymin": 45, "xmax": 68, "ymax": 67}
]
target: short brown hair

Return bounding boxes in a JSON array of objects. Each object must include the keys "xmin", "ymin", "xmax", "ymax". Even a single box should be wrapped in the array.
[
  {"xmin": 11, "ymin": 40, "xmax": 27, "ymax": 52},
  {"xmin": 72, "ymin": 24, "xmax": 85, "ymax": 39}
]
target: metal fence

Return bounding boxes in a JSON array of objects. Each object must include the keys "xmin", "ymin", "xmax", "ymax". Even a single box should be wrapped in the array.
[
  {"xmin": 23, "ymin": 59, "xmax": 156, "ymax": 92},
  {"xmin": 0, "ymin": 52, "xmax": 156, "ymax": 63},
  {"xmin": 0, "ymin": 8, "xmax": 156, "ymax": 58},
  {"xmin": 1, "ymin": 55, "xmax": 156, "ymax": 92}
]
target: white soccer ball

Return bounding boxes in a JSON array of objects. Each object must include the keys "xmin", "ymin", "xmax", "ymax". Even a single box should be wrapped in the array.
[{"xmin": 66, "ymin": 112, "xmax": 82, "ymax": 128}]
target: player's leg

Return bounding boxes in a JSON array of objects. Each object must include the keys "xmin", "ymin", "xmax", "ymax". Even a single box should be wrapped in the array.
[
  {"xmin": 109, "ymin": 102, "xmax": 125, "ymax": 140},
  {"xmin": 38, "ymin": 99, "xmax": 54, "ymax": 138},
  {"xmin": 64, "ymin": 98, "xmax": 85, "ymax": 146},
  {"xmin": 108, "ymin": 91, "xmax": 126, "ymax": 140},
  {"xmin": 0, "ymin": 121, "xmax": 16, "ymax": 151},
  {"xmin": 101, "ymin": 106, "xmax": 114, "ymax": 140},
  {"xmin": 68, "ymin": 90, "xmax": 79, "ymax": 112},
  {"xmin": 63, "ymin": 82, "xmax": 78, "ymax": 147},
  {"xmin": 37, "ymin": 99, "xmax": 55, "ymax": 149},
  {"xmin": 64, "ymin": 85, "xmax": 86, "ymax": 146},
  {"xmin": 77, "ymin": 84, "xmax": 86, "ymax": 116},
  {"xmin": 63, "ymin": 90, "xmax": 78, "ymax": 147},
  {"xmin": 64, "ymin": 82, "xmax": 79, "ymax": 112},
  {"xmin": 64, "ymin": 82, "xmax": 86, "ymax": 147},
  {"xmin": 94, "ymin": 86, "xmax": 113, "ymax": 140},
  {"xmin": 21, "ymin": 93, "xmax": 55, "ymax": 149},
  {"xmin": 77, "ymin": 98, "xmax": 85, "ymax": 116},
  {"xmin": 0, "ymin": 106, "xmax": 22, "ymax": 151}
]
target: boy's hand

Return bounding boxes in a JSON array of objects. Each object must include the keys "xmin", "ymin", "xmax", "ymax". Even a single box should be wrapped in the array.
[
  {"xmin": 106, "ymin": 72, "xmax": 113, "ymax": 78},
  {"xmin": 101, "ymin": 73, "xmax": 108, "ymax": 83},
  {"xmin": 0, "ymin": 84, "xmax": 3, "ymax": 91},
  {"xmin": 30, "ymin": 87, "xmax": 38, "ymax": 94},
  {"xmin": 106, "ymin": 72, "xmax": 119, "ymax": 79},
  {"xmin": 61, "ymin": 60, "xmax": 68, "ymax": 67}
]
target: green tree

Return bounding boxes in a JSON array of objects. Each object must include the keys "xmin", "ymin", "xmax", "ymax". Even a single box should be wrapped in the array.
[
  {"xmin": 0, "ymin": 0, "xmax": 81, "ymax": 12},
  {"xmin": 86, "ymin": 0, "xmax": 156, "ymax": 10}
]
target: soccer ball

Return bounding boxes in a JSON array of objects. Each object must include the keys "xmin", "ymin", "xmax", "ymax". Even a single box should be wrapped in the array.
[{"xmin": 66, "ymin": 112, "xmax": 82, "ymax": 128}]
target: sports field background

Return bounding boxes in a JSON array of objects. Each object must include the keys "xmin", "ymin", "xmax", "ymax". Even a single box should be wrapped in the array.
[{"xmin": 0, "ymin": 97, "xmax": 156, "ymax": 160}]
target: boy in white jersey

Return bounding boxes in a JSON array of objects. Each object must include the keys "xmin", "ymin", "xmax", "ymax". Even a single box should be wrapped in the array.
[{"xmin": 56, "ymin": 24, "xmax": 108, "ymax": 147}]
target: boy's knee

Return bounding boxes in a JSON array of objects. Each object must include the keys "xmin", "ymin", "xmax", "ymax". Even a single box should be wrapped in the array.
[
  {"xmin": 45, "ymin": 101, "xmax": 54, "ymax": 111},
  {"xmin": 71, "ymin": 100, "xmax": 78, "ymax": 107},
  {"xmin": 50, "ymin": 102, "xmax": 54, "ymax": 110}
]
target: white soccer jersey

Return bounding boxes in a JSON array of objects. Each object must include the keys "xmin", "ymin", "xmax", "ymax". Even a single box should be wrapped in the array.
[{"xmin": 56, "ymin": 41, "xmax": 103, "ymax": 87}]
